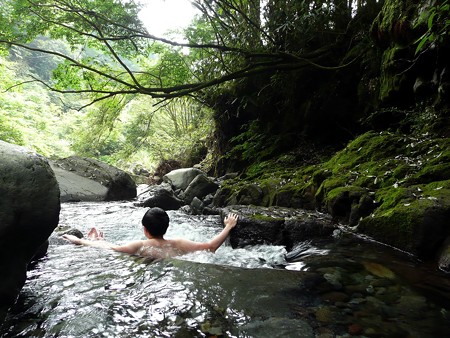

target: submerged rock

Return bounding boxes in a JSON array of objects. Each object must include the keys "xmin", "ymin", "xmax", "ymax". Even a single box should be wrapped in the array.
[{"xmin": 362, "ymin": 262, "xmax": 396, "ymax": 280}]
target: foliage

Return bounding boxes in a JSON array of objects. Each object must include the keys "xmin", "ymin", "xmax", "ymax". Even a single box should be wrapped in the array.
[
  {"xmin": 0, "ymin": 0, "xmax": 372, "ymax": 104},
  {"xmin": 415, "ymin": 0, "xmax": 450, "ymax": 54},
  {"xmin": 0, "ymin": 55, "xmax": 76, "ymax": 156},
  {"xmin": 227, "ymin": 120, "xmax": 278, "ymax": 163},
  {"xmin": 0, "ymin": 0, "xmax": 387, "ymax": 171},
  {"xmin": 70, "ymin": 95, "xmax": 213, "ymax": 170}
]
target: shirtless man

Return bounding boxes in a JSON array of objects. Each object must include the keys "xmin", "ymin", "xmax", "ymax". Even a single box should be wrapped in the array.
[{"xmin": 62, "ymin": 207, "xmax": 238, "ymax": 259}]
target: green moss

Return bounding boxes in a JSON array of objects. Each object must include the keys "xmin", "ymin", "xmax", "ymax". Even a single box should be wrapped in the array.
[
  {"xmin": 326, "ymin": 186, "xmax": 367, "ymax": 202},
  {"xmin": 315, "ymin": 176, "xmax": 350, "ymax": 202},
  {"xmin": 374, "ymin": 186, "xmax": 411, "ymax": 211},
  {"xmin": 420, "ymin": 180, "xmax": 450, "ymax": 202},
  {"xmin": 377, "ymin": 0, "xmax": 406, "ymax": 33},
  {"xmin": 359, "ymin": 205, "xmax": 417, "ymax": 251}
]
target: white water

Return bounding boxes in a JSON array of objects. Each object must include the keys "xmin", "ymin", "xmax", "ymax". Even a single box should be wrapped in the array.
[{"xmin": 58, "ymin": 201, "xmax": 288, "ymax": 269}]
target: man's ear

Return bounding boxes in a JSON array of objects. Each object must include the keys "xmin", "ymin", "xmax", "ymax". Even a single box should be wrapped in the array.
[{"xmin": 143, "ymin": 226, "xmax": 153, "ymax": 239}]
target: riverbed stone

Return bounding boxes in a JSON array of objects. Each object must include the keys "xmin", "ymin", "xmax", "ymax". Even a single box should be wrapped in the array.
[
  {"xmin": 0, "ymin": 141, "xmax": 60, "ymax": 311},
  {"xmin": 240, "ymin": 317, "xmax": 314, "ymax": 338},
  {"xmin": 51, "ymin": 156, "xmax": 136, "ymax": 202}
]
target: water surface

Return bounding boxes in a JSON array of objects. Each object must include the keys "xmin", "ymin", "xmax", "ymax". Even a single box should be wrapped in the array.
[{"xmin": 1, "ymin": 202, "xmax": 449, "ymax": 337}]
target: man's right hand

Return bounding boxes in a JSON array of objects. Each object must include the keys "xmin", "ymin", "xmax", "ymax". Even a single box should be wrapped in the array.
[{"xmin": 224, "ymin": 213, "xmax": 239, "ymax": 229}]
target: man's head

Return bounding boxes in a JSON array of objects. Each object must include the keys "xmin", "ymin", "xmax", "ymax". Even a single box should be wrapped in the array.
[{"xmin": 142, "ymin": 207, "xmax": 169, "ymax": 238}]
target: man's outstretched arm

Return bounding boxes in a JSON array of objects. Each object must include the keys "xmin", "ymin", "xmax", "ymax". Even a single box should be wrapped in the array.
[
  {"xmin": 62, "ymin": 234, "xmax": 117, "ymax": 249},
  {"xmin": 61, "ymin": 234, "xmax": 143, "ymax": 255},
  {"xmin": 176, "ymin": 213, "xmax": 239, "ymax": 253}
]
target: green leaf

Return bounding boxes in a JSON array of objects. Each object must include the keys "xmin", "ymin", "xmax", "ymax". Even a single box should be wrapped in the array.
[{"xmin": 428, "ymin": 12, "xmax": 437, "ymax": 29}]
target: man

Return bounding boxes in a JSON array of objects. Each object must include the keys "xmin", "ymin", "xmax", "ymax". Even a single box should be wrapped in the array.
[{"xmin": 62, "ymin": 207, "xmax": 238, "ymax": 259}]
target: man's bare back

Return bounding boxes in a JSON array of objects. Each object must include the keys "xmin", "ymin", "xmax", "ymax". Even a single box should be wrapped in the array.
[{"xmin": 62, "ymin": 210, "xmax": 238, "ymax": 259}]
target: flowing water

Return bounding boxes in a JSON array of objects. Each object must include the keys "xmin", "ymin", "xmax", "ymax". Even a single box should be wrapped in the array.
[{"xmin": 1, "ymin": 201, "xmax": 449, "ymax": 337}]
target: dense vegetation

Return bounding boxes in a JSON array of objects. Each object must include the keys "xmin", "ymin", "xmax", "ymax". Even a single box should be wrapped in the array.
[{"xmin": 0, "ymin": 0, "xmax": 449, "ymax": 174}]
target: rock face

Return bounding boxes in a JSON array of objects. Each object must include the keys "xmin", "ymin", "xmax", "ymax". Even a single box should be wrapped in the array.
[
  {"xmin": 0, "ymin": 141, "xmax": 60, "ymax": 310},
  {"xmin": 51, "ymin": 156, "xmax": 136, "ymax": 202}
]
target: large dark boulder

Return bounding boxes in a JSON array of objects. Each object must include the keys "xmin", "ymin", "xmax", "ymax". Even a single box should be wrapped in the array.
[
  {"xmin": 183, "ymin": 174, "xmax": 219, "ymax": 204},
  {"xmin": 135, "ymin": 183, "xmax": 184, "ymax": 210},
  {"xmin": 50, "ymin": 156, "xmax": 136, "ymax": 202},
  {"xmin": 0, "ymin": 141, "xmax": 60, "ymax": 313}
]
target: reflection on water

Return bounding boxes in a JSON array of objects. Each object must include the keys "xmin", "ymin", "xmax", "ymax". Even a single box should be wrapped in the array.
[{"xmin": 1, "ymin": 202, "xmax": 449, "ymax": 337}]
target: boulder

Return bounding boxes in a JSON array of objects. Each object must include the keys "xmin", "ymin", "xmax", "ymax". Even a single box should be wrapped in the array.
[
  {"xmin": 0, "ymin": 141, "xmax": 60, "ymax": 311},
  {"xmin": 221, "ymin": 205, "xmax": 336, "ymax": 250},
  {"xmin": 359, "ymin": 198, "xmax": 450, "ymax": 258},
  {"xmin": 135, "ymin": 183, "xmax": 184, "ymax": 210},
  {"xmin": 183, "ymin": 174, "xmax": 219, "ymax": 204},
  {"xmin": 163, "ymin": 168, "xmax": 204, "ymax": 190},
  {"xmin": 51, "ymin": 156, "xmax": 136, "ymax": 202}
]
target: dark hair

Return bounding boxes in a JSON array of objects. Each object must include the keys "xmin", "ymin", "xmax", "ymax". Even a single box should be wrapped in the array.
[{"xmin": 142, "ymin": 207, "xmax": 169, "ymax": 237}]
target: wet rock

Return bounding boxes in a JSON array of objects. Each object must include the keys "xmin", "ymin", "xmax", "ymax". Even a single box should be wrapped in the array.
[
  {"xmin": 50, "ymin": 228, "xmax": 84, "ymax": 245},
  {"xmin": 0, "ymin": 141, "xmax": 60, "ymax": 310},
  {"xmin": 315, "ymin": 328, "xmax": 335, "ymax": 338},
  {"xmin": 51, "ymin": 156, "xmax": 136, "ymax": 202},
  {"xmin": 359, "ymin": 199, "xmax": 450, "ymax": 259},
  {"xmin": 323, "ymin": 272, "xmax": 343, "ymax": 290},
  {"xmin": 395, "ymin": 295, "xmax": 428, "ymax": 318},
  {"xmin": 222, "ymin": 205, "xmax": 336, "ymax": 250},
  {"xmin": 237, "ymin": 184, "xmax": 264, "ymax": 205},
  {"xmin": 438, "ymin": 236, "xmax": 450, "ymax": 272},
  {"xmin": 321, "ymin": 291, "xmax": 350, "ymax": 303},
  {"xmin": 135, "ymin": 183, "xmax": 184, "ymax": 210}
]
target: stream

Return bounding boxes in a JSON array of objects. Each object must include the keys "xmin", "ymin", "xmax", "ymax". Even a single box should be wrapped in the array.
[{"xmin": 1, "ymin": 201, "xmax": 449, "ymax": 337}]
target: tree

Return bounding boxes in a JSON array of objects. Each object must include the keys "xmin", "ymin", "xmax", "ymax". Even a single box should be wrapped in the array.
[{"xmin": 0, "ymin": 0, "xmax": 368, "ymax": 108}]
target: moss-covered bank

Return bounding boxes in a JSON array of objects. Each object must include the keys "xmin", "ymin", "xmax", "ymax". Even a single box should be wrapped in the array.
[{"xmin": 214, "ymin": 131, "xmax": 450, "ymax": 261}]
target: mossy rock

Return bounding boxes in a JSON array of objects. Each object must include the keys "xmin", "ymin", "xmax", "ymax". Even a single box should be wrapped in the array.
[
  {"xmin": 413, "ymin": 163, "xmax": 450, "ymax": 184},
  {"xmin": 324, "ymin": 186, "xmax": 375, "ymax": 224},
  {"xmin": 215, "ymin": 131, "xmax": 450, "ymax": 262},
  {"xmin": 359, "ymin": 197, "xmax": 450, "ymax": 258}
]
